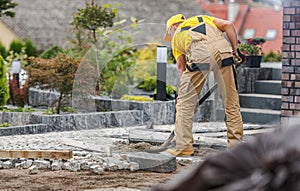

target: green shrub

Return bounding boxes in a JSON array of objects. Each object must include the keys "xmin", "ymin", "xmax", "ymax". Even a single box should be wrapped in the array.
[
  {"xmin": 0, "ymin": 106, "xmax": 36, "ymax": 112},
  {"xmin": 262, "ymin": 50, "xmax": 282, "ymax": 62},
  {"xmin": 0, "ymin": 123, "xmax": 11, "ymax": 128},
  {"xmin": 61, "ymin": 107, "xmax": 75, "ymax": 113},
  {"xmin": 137, "ymin": 76, "xmax": 156, "ymax": 92},
  {"xmin": 0, "ymin": 55, "xmax": 9, "ymax": 106},
  {"xmin": 39, "ymin": 46, "xmax": 64, "ymax": 59},
  {"xmin": 44, "ymin": 107, "xmax": 57, "ymax": 115},
  {"xmin": 137, "ymin": 76, "xmax": 177, "ymax": 95},
  {"xmin": 24, "ymin": 38, "xmax": 37, "ymax": 57},
  {"xmin": 0, "ymin": 41, "xmax": 8, "ymax": 59},
  {"xmin": 9, "ymin": 39, "xmax": 24, "ymax": 54},
  {"xmin": 166, "ymin": 84, "xmax": 176, "ymax": 95},
  {"xmin": 121, "ymin": 94, "xmax": 153, "ymax": 102}
]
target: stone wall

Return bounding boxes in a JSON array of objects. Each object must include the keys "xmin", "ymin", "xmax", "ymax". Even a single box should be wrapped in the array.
[
  {"xmin": 236, "ymin": 67, "xmax": 279, "ymax": 93},
  {"xmin": 0, "ymin": 111, "xmax": 142, "ymax": 136},
  {"xmin": 281, "ymin": 0, "xmax": 300, "ymax": 123},
  {"xmin": 27, "ymin": 65, "xmax": 280, "ymax": 126}
]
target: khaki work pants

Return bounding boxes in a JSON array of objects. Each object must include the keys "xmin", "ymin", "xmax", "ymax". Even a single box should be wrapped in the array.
[{"xmin": 174, "ymin": 40, "xmax": 244, "ymax": 153}]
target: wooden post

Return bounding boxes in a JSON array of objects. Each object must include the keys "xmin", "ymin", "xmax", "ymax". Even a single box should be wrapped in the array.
[{"xmin": 0, "ymin": 150, "xmax": 73, "ymax": 160}]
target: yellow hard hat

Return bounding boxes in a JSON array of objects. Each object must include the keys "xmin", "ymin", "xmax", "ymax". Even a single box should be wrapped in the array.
[{"xmin": 163, "ymin": 14, "xmax": 186, "ymax": 41}]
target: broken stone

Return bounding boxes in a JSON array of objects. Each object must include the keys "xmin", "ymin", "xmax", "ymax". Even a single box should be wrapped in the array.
[
  {"xmin": 29, "ymin": 165, "xmax": 38, "ymax": 174},
  {"xmin": 117, "ymin": 161, "xmax": 129, "ymax": 170},
  {"xmin": 33, "ymin": 160, "xmax": 51, "ymax": 169},
  {"xmin": 68, "ymin": 161, "xmax": 81, "ymax": 172},
  {"xmin": 176, "ymin": 157, "xmax": 194, "ymax": 166},
  {"xmin": 90, "ymin": 165, "xmax": 104, "ymax": 175},
  {"xmin": 62, "ymin": 162, "xmax": 70, "ymax": 170},
  {"xmin": 102, "ymin": 162, "xmax": 108, "ymax": 170},
  {"xmin": 125, "ymin": 152, "xmax": 176, "ymax": 173},
  {"xmin": 129, "ymin": 162, "xmax": 139, "ymax": 172},
  {"xmin": 3, "ymin": 161, "xmax": 12, "ymax": 169},
  {"xmin": 51, "ymin": 160, "xmax": 63, "ymax": 171},
  {"xmin": 15, "ymin": 163, "xmax": 22, "ymax": 168},
  {"xmin": 80, "ymin": 160, "xmax": 91, "ymax": 170},
  {"xmin": 107, "ymin": 163, "xmax": 118, "ymax": 171},
  {"xmin": 22, "ymin": 160, "xmax": 33, "ymax": 169}
]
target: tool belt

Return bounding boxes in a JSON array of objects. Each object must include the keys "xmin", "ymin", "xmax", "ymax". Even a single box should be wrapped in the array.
[{"xmin": 186, "ymin": 57, "xmax": 234, "ymax": 72}]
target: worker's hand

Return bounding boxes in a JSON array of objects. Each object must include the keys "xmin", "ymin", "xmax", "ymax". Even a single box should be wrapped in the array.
[{"xmin": 233, "ymin": 48, "xmax": 245, "ymax": 65}]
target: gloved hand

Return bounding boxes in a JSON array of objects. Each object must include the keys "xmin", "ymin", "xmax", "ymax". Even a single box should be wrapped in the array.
[{"xmin": 234, "ymin": 48, "xmax": 245, "ymax": 65}]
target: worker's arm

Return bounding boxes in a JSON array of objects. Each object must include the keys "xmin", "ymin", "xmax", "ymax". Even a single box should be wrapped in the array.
[
  {"xmin": 213, "ymin": 18, "xmax": 239, "ymax": 56},
  {"xmin": 176, "ymin": 55, "xmax": 186, "ymax": 77}
]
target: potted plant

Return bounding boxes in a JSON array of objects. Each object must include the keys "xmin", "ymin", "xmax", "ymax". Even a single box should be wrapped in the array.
[{"xmin": 238, "ymin": 37, "xmax": 265, "ymax": 67}]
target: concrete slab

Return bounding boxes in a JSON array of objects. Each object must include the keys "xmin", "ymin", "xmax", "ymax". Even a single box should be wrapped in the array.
[
  {"xmin": 129, "ymin": 129, "xmax": 227, "ymax": 147},
  {"xmin": 123, "ymin": 152, "xmax": 176, "ymax": 173}
]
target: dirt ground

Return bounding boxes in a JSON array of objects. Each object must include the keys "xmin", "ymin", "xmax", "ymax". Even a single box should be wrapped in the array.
[
  {"xmin": 0, "ymin": 165, "xmax": 184, "ymax": 191},
  {"xmin": 0, "ymin": 143, "xmax": 220, "ymax": 191}
]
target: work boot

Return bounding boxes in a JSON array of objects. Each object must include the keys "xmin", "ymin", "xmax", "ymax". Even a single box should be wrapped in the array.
[
  {"xmin": 166, "ymin": 145, "xmax": 194, "ymax": 157},
  {"xmin": 167, "ymin": 149, "xmax": 194, "ymax": 156}
]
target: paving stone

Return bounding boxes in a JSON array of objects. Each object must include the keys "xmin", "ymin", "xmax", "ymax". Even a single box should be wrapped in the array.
[
  {"xmin": 3, "ymin": 161, "xmax": 12, "ymax": 169},
  {"xmin": 90, "ymin": 165, "xmax": 104, "ymax": 175},
  {"xmin": 51, "ymin": 160, "xmax": 63, "ymax": 171},
  {"xmin": 15, "ymin": 163, "xmax": 22, "ymax": 168},
  {"xmin": 62, "ymin": 162, "xmax": 70, "ymax": 170},
  {"xmin": 33, "ymin": 160, "xmax": 51, "ymax": 169},
  {"xmin": 29, "ymin": 165, "xmax": 38, "ymax": 174},
  {"xmin": 22, "ymin": 160, "xmax": 33, "ymax": 169},
  {"xmin": 80, "ymin": 160, "xmax": 91, "ymax": 170},
  {"xmin": 125, "ymin": 152, "xmax": 176, "ymax": 173},
  {"xmin": 68, "ymin": 161, "xmax": 81, "ymax": 172},
  {"xmin": 107, "ymin": 163, "xmax": 118, "ymax": 171}
]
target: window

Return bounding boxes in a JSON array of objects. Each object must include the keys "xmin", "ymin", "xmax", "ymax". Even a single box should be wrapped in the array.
[
  {"xmin": 265, "ymin": 29, "xmax": 277, "ymax": 40},
  {"xmin": 243, "ymin": 29, "xmax": 255, "ymax": 39}
]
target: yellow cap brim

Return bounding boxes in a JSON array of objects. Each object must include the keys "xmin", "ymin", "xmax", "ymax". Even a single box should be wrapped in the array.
[{"xmin": 163, "ymin": 27, "xmax": 172, "ymax": 41}]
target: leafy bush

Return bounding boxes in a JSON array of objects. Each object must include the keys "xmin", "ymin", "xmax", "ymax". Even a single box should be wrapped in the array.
[
  {"xmin": 6, "ymin": 47, "xmax": 28, "ymax": 67},
  {"xmin": 39, "ymin": 46, "xmax": 64, "ymax": 59},
  {"xmin": 166, "ymin": 84, "xmax": 176, "ymax": 95},
  {"xmin": 137, "ymin": 76, "xmax": 177, "ymax": 95},
  {"xmin": 0, "ymin": 106, "xmax": 36, "ymax": 112},
  {"xmin": 0, "ymin": 41, "xmax": 8, "ymax": 59},
  {"xmin": 137, "ymin": 76, "xmax": 156, "ymax": 92},
  {"xmin": 121, "ymin": 94, "xmax": 153, "ymax": 102},
  {"xmin": 0, "ymin": 123, "xmax": 11, "ymax": 128},
  {"xmin": 9, "ymin": 39, "xmax": 24, "ymax": 54},
  {"xmin": 61, "ymin": 107, "xmax": 76, "ymax": 113},
  {"xmin": 0, "ymin": 55, "xmax": 9, "ymax": 106},
  {"xmin": 262, "ymin": 50, "xmax": 282, "ymax": 62},
  {"xmin": 24, "ymin": 38, "xmax": 37, "ymax": 57},
  {"xmin": 27, "ymin": 54, "xmax": 80, "ymax": 114},
  {"xmin": 44, "ymin": 107, "xmax": 57, "ymax": 115}
]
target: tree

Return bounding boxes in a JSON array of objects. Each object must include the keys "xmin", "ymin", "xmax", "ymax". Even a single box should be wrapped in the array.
[
  {"xmin": 0, "ymin": 0, "xmax": 17, "ymax": 18},
  {"xmin": 71, "ymin": 0, "xmax": 117, "ymax": 44},
  {"xmin": 26, "ymin": 54, "xmax": 80, "ymax": 114},
  {"xmin": 24, "ymin": 38, "xmax": 37, "ymax": 57},
  {"xmin": 0, "ymin": 55, "xmax": 9, "ymax": 106}
]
